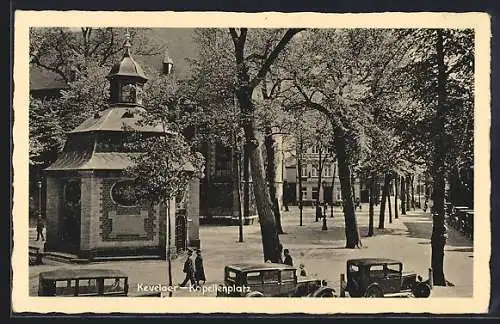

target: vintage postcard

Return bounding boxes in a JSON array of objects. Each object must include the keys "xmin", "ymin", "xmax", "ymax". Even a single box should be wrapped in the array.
[{"xmin": 12, "ymin": 11, "xmax": 491, "ymax": 314}]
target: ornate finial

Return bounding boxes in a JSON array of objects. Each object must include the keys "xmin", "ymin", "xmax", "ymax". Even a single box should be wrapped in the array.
[{"xmin": 123, "ymin": 28, "xmax": 131, "ymax": 56}]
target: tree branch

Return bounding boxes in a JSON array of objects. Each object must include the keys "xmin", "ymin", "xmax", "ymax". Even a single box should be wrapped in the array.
[
  {"xmin": 31, "ymin": 55, "xmax": 69, "ymax": 84},
  {"xmin": 249, "ymin": 28, "xmax": 304, "ymax": 89}
]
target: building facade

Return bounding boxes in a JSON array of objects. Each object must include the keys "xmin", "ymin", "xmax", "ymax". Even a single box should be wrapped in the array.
[{"xmin": 284, "ymin": 144, "xmax": 361, "ymax": 206}]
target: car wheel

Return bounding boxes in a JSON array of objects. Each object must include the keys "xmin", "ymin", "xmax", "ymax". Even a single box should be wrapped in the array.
[
  {"xmin": 245, "ymin": 291, "xmax": 264, "ymax": 297},
  {"xmin": 412, "ymin": 282, "xmax": 431, "ymax": 298},
  {"xmin": 364, "ymin": 285, "xmax": 384, "ymax": 298},
  {"xmin": 311, "ymin": 287, "xmax": 335, "ymax": 297},
  {"xmin": 317, "ymin": 290, "xmax": 334, "ymax": 297}
]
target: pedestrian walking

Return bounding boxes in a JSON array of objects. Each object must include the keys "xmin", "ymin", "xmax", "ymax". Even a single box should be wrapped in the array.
[
  {"xmin": 35, "ymin": 216, "xmax": 45, "ymax": 241},
  {"xmin": 283, "ymin": 249, "xmax": 293, "ymax": 266},
  {"xmin": 179, "ymin": 249, "xmax": 196, "ymax": 287},
  {"xmin": 278, "ymin": 243, "xmax": 284, "ymax": 263},
  {"xmin": 195, "ymin": 249, "xmax": 206, "ymax": 286},
  {"xmin": 355, "ymin": 197, "xmax": 361, "ymax": 210}
]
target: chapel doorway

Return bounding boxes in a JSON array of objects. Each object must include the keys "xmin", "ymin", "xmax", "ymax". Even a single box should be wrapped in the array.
[{"xmin": 61, "ymin": 179, "xmax": 81, "ymax": 254}]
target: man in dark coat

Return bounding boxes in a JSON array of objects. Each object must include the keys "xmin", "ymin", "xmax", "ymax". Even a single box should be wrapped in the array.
[
  {"xmin": 283, "ymin": 249, "xmax": 293, "ymax": 266},
  {"xmin": 179, "ymin": 249, "xmax": 196, "ymax": 287},
  {"xmin": 194, "ymin": 249, "xmax": 206, "ymax": 286},
  {"xmin": 35, "ymin": 217, "xmax": 45, "ymax": 241}
]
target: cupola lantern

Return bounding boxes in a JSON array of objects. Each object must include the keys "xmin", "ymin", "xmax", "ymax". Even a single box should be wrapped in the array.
[{"xmin": 106, "ymin": 30, "xmax": 148, "ymax": 106}]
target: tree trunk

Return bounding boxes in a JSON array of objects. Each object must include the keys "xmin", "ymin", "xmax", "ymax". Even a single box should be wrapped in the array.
[
  {"xmin": 394, "ymin": 177, "xmax": 399, "ymax": 219},
  {"xmin": 401, "ymin": 175, "xmax": 406, "ymax": 215},
  {"xmin": 236, "ymin": 84, "xmax": 280, "ymax": 262},
  {"xmin": 264, "ymin": 126, "xmax": 284, "ymax": 234},
  {"xmin": 166, "ymin": 200, "xmax": 173, "ymax": 297},
  {"xmin": 378, "ymin": 173, "xmax": 390, "ymax": 229},
  {"xmin": 406, "ymin": 176, "xmax": 411, "ymax": 212},
  {"xmin": 351, "ymin": 172, "xmax": 356, "ymax": 202},
  {"xmin": 431, "ymin": 29, "xmax": 448, "ymax": 286},
  {"xmin": 297, "ymin": 138, "xmax": 304, "ymax": 226},
  {"xmin": 232, "ymin": 136, "xmax": 244, "ymax": 242},
  {"xmin": 230, "ymin": 27, "xmax": 300, "ymax": 262},
  {"xmin": 411, "ymin": 175, "xmax": 415, "ymax": 210},
  {"xmin": 333, "ymin": 125, "xmax": 361, "ymax": 248},
  {"xmin": 388, "ymin": 178, "xmax": 393, "ymax": 224},
  {"xmin": 243, "ymin": 143, "xmax": 250, "ymax": 220},
  {"xmin": 449, "ymin": 167, "xmax": 460, "ymax": 206},
  {"xmin": 330, "ymin": 157, "xmax": 336, "ymax": 217},
  {"xmin": 368, "ymin": 175, "xmax": 374, "ymax": 237}
]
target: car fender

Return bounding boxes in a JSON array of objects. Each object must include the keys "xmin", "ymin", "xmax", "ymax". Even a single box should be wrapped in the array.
[
  {"xmin": 245, "ymin": 291, "xmax": 264, "ymax": 297},
  {"xmin": 309, "ymin": 286, "xmax": 336, "ymax": 297}
]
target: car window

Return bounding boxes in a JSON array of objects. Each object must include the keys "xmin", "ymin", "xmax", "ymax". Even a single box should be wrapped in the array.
[
  {"xmin": 55, "ymin": 280, "xmax": 76, "ymax": 295},
  {"xmin": 370, "ymin": 265, "xmax": 385, "ymax": 279},
  {"xmin": 103, "ymin": 278, "xmax": 126, "ymax": 293},
  {"xmin": 77, "ymin": 279, "xmax": 99, "ymax": 295},
  {"xmin": 246, "ymin": 272, "xmax": 262, "ymax": 285},
  {"xmin": 226, "ymin": 270, "xmax": 237, "ymax": 281},
  {"xmin": 386, "ymin": 263, "xmax": 401, "ymax": 273},
  {"xmin": 281, "ymin": 270, "xmax": 295, "ymax": 282},
  {"xmin": 262, "ymin": 270, "xmax": 279, "ymax": 283}
]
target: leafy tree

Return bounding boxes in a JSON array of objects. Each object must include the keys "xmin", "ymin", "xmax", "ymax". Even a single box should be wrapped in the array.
[
  {"xmin": 29, "ymin": 60, "xmax": 109, "ymax": 167},
  {"xmin": 125, "ymin": 69, "xmax": 204, "ymax": 296},
  {"xmin": 187, "ymin": 28, "xmax": 302, "ymax": 262},
  {"xmin": 30, "ymin": 27, "xmax": 163, "ymax": 83},
  {"xmin": 228, "ymin": 28, "xmax": 304, "ymax": 262},
  {"xmin": 390, "ymin": 29, "xmax": 474, "ymax": 286},
  {"xmin": 279, "ymin": 29, "xmax": 410, "ymax": 248}
]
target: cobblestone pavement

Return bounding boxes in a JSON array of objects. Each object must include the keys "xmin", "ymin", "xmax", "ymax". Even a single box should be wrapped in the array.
[{"xmin": 28, "ymin": 201, "xmax": 473, "ymax": 298}]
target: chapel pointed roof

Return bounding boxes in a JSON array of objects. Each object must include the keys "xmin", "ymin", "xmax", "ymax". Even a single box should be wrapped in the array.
[{"xmin": 106, "ymin": 30, "xmax": 148, "ymax": 81}]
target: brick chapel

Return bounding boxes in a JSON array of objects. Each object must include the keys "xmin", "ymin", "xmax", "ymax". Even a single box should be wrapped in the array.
[{"xmin": 43, "ymin": 33, "xmax": 200, "ymax": 261}]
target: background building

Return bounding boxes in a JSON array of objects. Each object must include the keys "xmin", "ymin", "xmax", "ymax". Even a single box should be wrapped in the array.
[{"xmin": 284, "ymin": 144, "xmax": 361, "ymax": 206}]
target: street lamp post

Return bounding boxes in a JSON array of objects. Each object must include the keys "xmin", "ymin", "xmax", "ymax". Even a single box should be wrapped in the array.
[
  {"xmin": 37, "ymin": 180, "xmax": 42, "ymax": 219},
  {"xmin": 321, "ymin": 181, "xmax": 327, "ymax": 230},
  {"xmin": 322, "ymin": 201, "xmax": 328, "ymax": 231}
]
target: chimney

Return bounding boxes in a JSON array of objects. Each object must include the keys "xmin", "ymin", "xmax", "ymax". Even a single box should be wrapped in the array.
[{"xmin": 163, "ymin": 48, "xmax": 174, "ymax": 75}]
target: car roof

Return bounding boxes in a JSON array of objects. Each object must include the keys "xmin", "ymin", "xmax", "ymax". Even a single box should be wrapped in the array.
[
  {"xmin": 39, "ymin": 268, "xmax": 127, "ymax": 280},
  {"xmin": 226, "ymin": 262, "xmax": 296, "ymax": 272},
  {"xmin": 347, "ymin": 258, "xmax": 402, "ymax": 266}
]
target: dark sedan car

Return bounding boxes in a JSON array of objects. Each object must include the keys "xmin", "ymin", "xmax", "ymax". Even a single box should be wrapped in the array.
[
  {"xmin": 340, "ymin": 258, "xmax": 432, "ymax": 298},
  {"xmin": 216, "ymin": 262, "xmax": 335, "ymax": 297}
]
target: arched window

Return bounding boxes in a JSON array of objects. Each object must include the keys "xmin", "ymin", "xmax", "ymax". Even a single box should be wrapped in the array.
[{"xmin": 121, "ymin": 83, "xmax": 137, "ymax": 103}]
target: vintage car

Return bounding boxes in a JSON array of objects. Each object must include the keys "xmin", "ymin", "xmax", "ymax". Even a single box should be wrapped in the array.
[
  {"xmin": 216, "ymin": 262, "xmax": 335, "ymax": 297},
  {"xmin": 340, "ymin": 258, "xmax": 432, "ymax": 298},
  {"xmin": 38, "ymin": 268, "xmax": 129, "ymax": 296}
]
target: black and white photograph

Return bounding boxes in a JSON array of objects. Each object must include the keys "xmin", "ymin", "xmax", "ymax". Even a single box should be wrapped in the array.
[{"xmin": 12, "ymin": 11, "xmax": 491, "ymax": 314}]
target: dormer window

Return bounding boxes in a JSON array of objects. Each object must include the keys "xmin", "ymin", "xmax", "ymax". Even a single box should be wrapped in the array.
[{"xmin": 122, "ymin": 110, "xmax": 134, "ymax": 118}]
